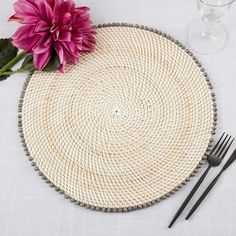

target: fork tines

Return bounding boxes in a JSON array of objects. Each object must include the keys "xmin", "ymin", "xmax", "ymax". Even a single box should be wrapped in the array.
[{"xmin": 211, "ymin": 132, "xmax": 234, "ymax": 159}]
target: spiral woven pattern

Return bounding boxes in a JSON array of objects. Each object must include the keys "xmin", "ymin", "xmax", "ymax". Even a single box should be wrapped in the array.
[{"xmin": 20, "ymin": 25, "xmax": 215, "ymax": 211}]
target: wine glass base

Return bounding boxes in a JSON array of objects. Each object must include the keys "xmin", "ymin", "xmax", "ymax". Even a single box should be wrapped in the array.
[{"xmin": 187, "ymin": 18, "xmax": 228, "ymax": 55}]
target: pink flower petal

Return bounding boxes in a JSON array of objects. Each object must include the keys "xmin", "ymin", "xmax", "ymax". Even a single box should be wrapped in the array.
[
  {"xmin": 14, "ymin": 2, "xmax": 37, "ymax": 16},
  {"xmin": 54, "ymin": 42, "xmax": 64, "ymax": 64},
  {"xmin": 35, "ymin": 20, "xmax": 50, "ymax": 32},
  {"xmin": 8, "ymin": 14, "xmax": 22, "ymax": 23},
  {"xmin": 58, "ymin": 31, "xmax": 71, "ymax": 42},
  {"xmin": 34, "ymin": 49, "xmax": 51, "ymax": 70},
  {"xmin": 37, "ymin": 0, "xmax": 53, "ymax": 21}
]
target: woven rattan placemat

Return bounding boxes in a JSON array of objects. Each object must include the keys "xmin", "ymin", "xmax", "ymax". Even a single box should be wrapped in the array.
[{"xmin": 18, "ymin": 23, "xmax": 217, "ymax": 212}]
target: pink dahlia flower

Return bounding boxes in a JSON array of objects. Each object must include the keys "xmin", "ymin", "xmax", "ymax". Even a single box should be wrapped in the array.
[{"xmin": 9, "ymin": 0, "xmax": 96, "ymax": 72}]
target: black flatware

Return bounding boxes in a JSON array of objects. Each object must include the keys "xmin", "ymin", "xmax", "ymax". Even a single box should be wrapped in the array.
[
  {"xmin": 168, "ymin": 133, "xmax": 234, "ymax": 228},
  {"xmin": 186, "ymin": 146, "xmax": 236, "ymax": 220}
]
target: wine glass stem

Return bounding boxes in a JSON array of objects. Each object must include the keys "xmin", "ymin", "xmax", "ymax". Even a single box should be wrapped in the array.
[{"xmin": 201, "ymin": 18, "xmax": 218, "ymax": 38}]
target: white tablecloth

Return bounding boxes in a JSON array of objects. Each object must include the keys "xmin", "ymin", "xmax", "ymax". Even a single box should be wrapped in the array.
[{"xmin": 1, "ymin": 1, "xmax": 236, "ymax": 235}]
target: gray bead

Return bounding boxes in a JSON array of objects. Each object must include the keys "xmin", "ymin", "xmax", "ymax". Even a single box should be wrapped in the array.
[
  {"xmin": 186, "ymin": 177, "xmax": 190, "ymax": 181},
  {"xmin": 143, "ymin": 203, "xmax": 148, "ymax": 208},
  {"xmin": 34, "ymin": 166, "xmax": 39, "ymax": 171},
  {"xmin": 106, "ymin": 208, "xmax": 111, "ymax": 212},
  {"xmin": 199, "ymin": 160, "xmax": 205, "ymax": 165},
  {"xmin": 123, "ymin": 207, "xmax": 128, "ymax": 212},
  {"xmin": 31, "ymin": 162, "xmax": 36, "ymax": 166},
  {"xmin": 196, "ymin": 62, "xmax": 202, "ymax": 67},
  {"xmin": 155, "ymin": 198, "xmax": 161, "ymax": 203}
]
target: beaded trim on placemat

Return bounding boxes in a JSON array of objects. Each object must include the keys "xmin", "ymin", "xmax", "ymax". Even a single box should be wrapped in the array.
[{"xmin": 18, "ymin": 23, "xmax": 217, "ymax": 212}]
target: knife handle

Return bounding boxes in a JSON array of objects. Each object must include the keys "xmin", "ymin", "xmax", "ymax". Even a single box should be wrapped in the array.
[
  {"xmin": 168, "ymin": 164, "xmax": 211, "ymax": 228},
  {"xmin": 185, "ymin": 172, "xmax": 222, "ymax": 220}
]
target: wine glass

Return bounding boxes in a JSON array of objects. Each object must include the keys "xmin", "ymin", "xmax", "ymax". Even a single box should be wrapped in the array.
[{"xmin": 187, "ymin": 0, "xmax": 235, "ymax": 54}]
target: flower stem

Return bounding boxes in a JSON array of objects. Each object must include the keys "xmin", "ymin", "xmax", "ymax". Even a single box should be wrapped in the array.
[
  {"xmin": 0, "ymin": 51, "xmax": 27, "ymax": 74},
  {"xmin": 0, "ymin": 68, "xmax": 27, "ymax": 76}
]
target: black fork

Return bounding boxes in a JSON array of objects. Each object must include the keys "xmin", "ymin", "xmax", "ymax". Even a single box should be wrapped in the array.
[{"xmin": 168, "ymin": 133, "xmax": 234, "ymax": 228}]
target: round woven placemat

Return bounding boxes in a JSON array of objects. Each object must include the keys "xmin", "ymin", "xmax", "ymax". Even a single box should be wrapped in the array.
[{"xmin": 19, "ymin": 23, "xmax": 217, "ymax": 212}]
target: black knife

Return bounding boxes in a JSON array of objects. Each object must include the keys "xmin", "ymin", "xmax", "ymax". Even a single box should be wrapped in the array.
[{"xmin": 186, "ymin": 147, "xmax": 236, "ymax": 220}]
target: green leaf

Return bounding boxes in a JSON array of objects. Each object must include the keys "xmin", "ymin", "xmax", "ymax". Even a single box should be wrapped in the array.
[
  {"xmin": 0, "ymin": 69, "xmax": 12, "ymax": 81},
  {"xmin": 43, "ymin": 53, "xmax": 60, "ymax": 72},
  {"xmin": 0, "ymin": 38, "xmax": 18, "ymax": 68},
  {"xmin": 21, "ymin": 54, "xmax": 35, "ymax": 70}
]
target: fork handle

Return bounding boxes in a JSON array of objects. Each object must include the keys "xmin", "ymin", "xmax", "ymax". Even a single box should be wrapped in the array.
[
  {"xmin": 185, "ymin": 171, "xmax": 222, "ymax": 220},
  {"xmin": 168, "ymin": 164, "xmax": 211, "ymax": 228}
]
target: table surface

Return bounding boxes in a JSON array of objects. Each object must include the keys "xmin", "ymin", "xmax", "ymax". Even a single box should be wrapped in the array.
[{"xmin": 1, "ymin": 0, "xmax": 236, "ymax": 235}]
